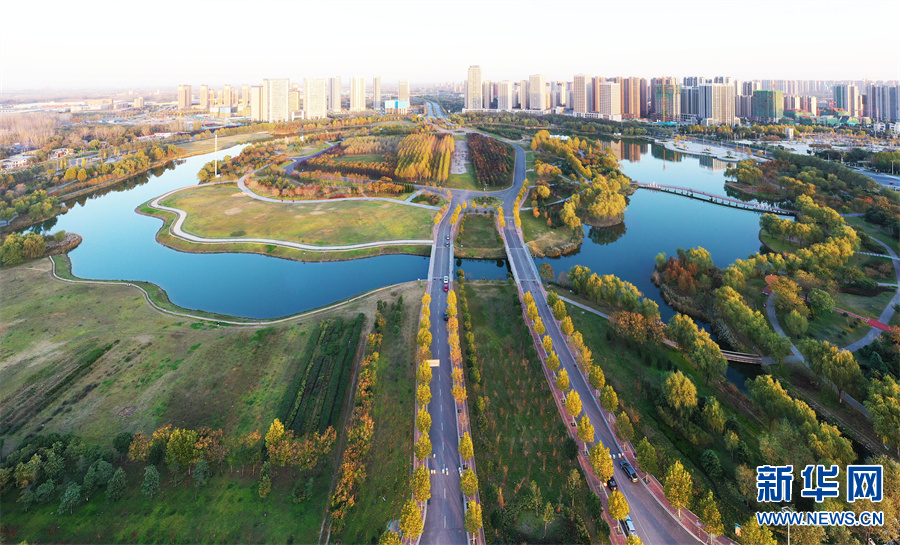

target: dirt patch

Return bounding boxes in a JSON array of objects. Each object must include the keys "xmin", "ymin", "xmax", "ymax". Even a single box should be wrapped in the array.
[
  {"xmin": 134, "ymin": 334, "xmax": 153, "ymax": 345},
  {"xmin": 0, "ymin": 340, "xmax": 68, "ymax": 370},
  {"xmin": 224, "ymin": 207, "xmax": 243, "ymax": 216},
  {"xmin": 117, "ymin": 406, "xmax": 136, "ymax": 418},
  {"xmin": 230, "ymin": 192, "xmax": 248, "ymax": 197},
  {"xmin": 309, "ymin": 211, "xmax": 326, "ymax": 216},
  {"xmin": 451, "ymin": 140, "xmax": 469, "ymax": 174}
]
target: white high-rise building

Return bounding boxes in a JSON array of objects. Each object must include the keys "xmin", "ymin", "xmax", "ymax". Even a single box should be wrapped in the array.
[
  {"xmin": 304, "ymin": 78, "xmax": 328, "ymax": 120},
  {"xmin": 263, "ymin": 79, "xmax": 290, "ymax": 122},
  {"xmin": 466, "ymin": 65, "xmax": 482, "ymax": 110},
  {"xmin": 497, "ymin": 81, "xmax": 513, "ymax": 111},
  {"xmin": 250, "ymin": 86, "xmax": 263, "ymax": 121},
  {"xmin": 573, "ymin": 74, "xmax": 589, "ymax": 114},
  {"xmin": 373, "ymin": 76, "xmax": 382, "ymax": 111},
  {"xmin": 519, "ymin": 80, "xmax": 529, "ymax": 109},
  {"xmin": 398, "ymin": 79, "xmax": 409, "ymax": 104},
  {"xmin": 482, "ymin": 80, "xmax": 493, "ymax": 109},
  {"xmin": 223, "ymin": 84, "xmax": 233, "ymax": 107},
  {"xmin": 595, "ymin": 82, "xmax": 622, "ymax": 120},
  {"xmin": 698, "ymin": 83, "xmax": 736, "ymax": 125},
  {"xmin": 529, "ymin": 74, "xmax": 546, "ymax": 110},
  {"xmin": 200, "ymin": 84, "xmax": 209, "ymax": 110},
  {"xmin": 177, "ymin": 84, "xmax": 191, "ymax": 109},
  {"xmin": 350, "ymin": 77, "xmax": 365, "ymax": 112},
  {"xmin": 329, "ymin": 77, "xmax": 342, "ymax": 112}
]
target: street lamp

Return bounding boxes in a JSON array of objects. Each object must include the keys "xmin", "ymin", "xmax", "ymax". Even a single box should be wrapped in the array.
[{"xmin": 781, "ymin": 505, "xmax": 794, "ymax": 545}]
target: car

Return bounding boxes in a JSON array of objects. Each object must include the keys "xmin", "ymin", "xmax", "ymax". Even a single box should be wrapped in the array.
[
  {"xmin": 445, "ymin": 241, "xmax": 449, "ymax": 247},
  {"xmin": 443, "ymin": 275, "xmax": 449, "ymax": 284},
  {"xmin": 443, "ymin": 285, "xmax": 449, "ymax": 292},
  {"xmin": 606, "ymin": 477, "xmax": 618, "ymax": 491},
  {"xmin": 446, "ymin": 234, "xmax": 450, "ymax": 240},
  {"xmin": 620, "ymin": 460, "xmax": 638, "ymax": 482},
  {"xmin": 623, "ymin": 515, "xmax": 636, "ymax": 536},
  {"xmin": 443, "ymin": 312, "xmax": 449, "ymax": 321}
]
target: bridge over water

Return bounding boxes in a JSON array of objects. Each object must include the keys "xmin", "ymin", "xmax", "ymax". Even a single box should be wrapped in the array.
[{"xmin": 635, "ymin": 182, "xmax": 796, "ymax": 216}]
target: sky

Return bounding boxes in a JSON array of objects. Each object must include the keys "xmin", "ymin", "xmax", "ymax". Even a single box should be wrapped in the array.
[{"xmin": 2, "ymin": 0, "xmax": 899, "ymax": 94}]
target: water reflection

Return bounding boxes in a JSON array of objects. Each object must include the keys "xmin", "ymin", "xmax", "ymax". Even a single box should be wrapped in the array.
[{"xmin": 587, "ymin": 222, "xmax": 627, "ymax": 246}]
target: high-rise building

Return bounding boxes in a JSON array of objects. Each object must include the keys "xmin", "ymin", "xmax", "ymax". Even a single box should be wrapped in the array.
[
  {"xmin": 595, "ymin": 82, "xmax": 622, "ymax": 120},
  {"xmin": 350, "ymin": 77, "xmax": 365, "ymax": 112},
  {"xmin": 241, "ymin": 84, "xmax": 249, "ymax": 107},
  {"xmin": 465, "ymin": 66, "xmax": 482, "ymax": 110},
  {"xmin": 398, "ymin": 79, "xmax": 410, "ymax": 104},
  {"xmin": 680, "ymin": 86, "xmax": 700, "ymax": 121},
  {"xmin": 482, "ymin": 80, "xmax": 493, "ymax": 109},
  {"xmin": 751, "ymin": 90, "xmax": 784, "ymax": 122},
  {"xmin": 621, "ymin": 77, "xmax": 643, "ymax": 119},
  {"xmin": 497, "ymin": 80, "xmax": 513, "ymax": 110},
  {"xmin": 133, "ymin": 97, "xmax": 144, "ymax": 108},
  {"xmin": 223, "ymin": 84, "xmax": 233, "ymax": 108},
  {"xmin": 833, "ymin": 84, "xmax": 860, "ymax": 116},
  {"xmin": 573, "ymin": 74, "xmax": 589, "ymax": 114},
  {"xmin": 639, "ymin": 79, "xmax": 649, "ymax": 118},
  {"xmin": 373, "ymin": 77, "xmax": 381, "ymax": 111},
  {"xmin": 783, "ymin": 95, "xmax": 801, "ymax": 111},
  {"xmin": 329, "ymin": 77, "xmax": 342, "ymax": 112},
  {"xmin": 799, "ymin": 95, "xmax": 818, "ymax": 115},
  {"xmin": 741, "ymin": 81, "xmax": 761, "ymax": 96},
  {"xmin": 177, "ymin": 85, "xmax": 191, "ymax": 109},
  {"xmin": 865, "ymin": 84, "xmax": 900, "ymax": 121},
  {"xmin": 650, "ymin": 78, "xmax": 679, "ymax": 122},
  {"xmin": 250, "ymin": 86, "xmax": 263, "ymax": 121},
  {"xmin": 263, "ymin": 79, "xmax": 290, "ymax": 122},
  {"xmin": 550, "ymin": 81, "xmax": 566, "ymax": 108},
  {"xmin": 698, "ymin": 83, "xmax": 736, "ymax": 125},
  {"xmin": 289, "ymin": 89, "xmax": 301, "ymax": 112},
  {"xmin": 304, "ymin": 78, "xmax": 327, "ymax": 120},
  {"xmin": 200, "ymin": 84, "xmax": 209, "ymax": 110},
  {"xmin": 529, "ymin": 74, "xmax": 546, "ymax": 110},
  {"xmin": 519, "ymin": 80, "xmax": 529, "ymax": 109},
  {"xmin": 736, "ymin": 95, "xmax": 753, "ymax": 118}
]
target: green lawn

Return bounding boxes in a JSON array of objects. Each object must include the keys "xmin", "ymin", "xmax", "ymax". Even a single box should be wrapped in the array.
[
  {"xmin": 520, "ymin": 209, "xmax": 579, "ymax": 257},
  {"xmin": 804, "ymin": 310, "xmax": 871, "ymax": 348},
  {"xmin": 160, "ymin": 183, "xmax": 436, "ymax": 246},
  {"xmin": 466, "ymin": 282, "xmax": 602, "ymax": 544},
  {"xmin": 846, "ymin": 216, "xmax": 900, "ymax": 253},
  {"xmin": 331, "ymin": 153, "xmax": 385, "ymax": 164},
  {"xmin": 446, "ymin": 170, "xmax": 480, "ymax": 191},
  {"xmin": 338, "ymin": 297, "xmax": 418, "ymax": 544},
  {"xmin": 455, "ymin": 214, "xmax": 504, "ymax": 259},
  {"xmin": 834, "ymin": 289, "xmax": 896, "ymax": 320}
]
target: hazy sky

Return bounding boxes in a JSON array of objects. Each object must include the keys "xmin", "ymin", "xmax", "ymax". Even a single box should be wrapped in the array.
[{"xmin": 2, "ymin": 0, "xmax": 898, "ymax": 94}]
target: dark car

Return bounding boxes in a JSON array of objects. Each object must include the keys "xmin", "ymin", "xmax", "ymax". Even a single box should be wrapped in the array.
[
  {"xmin": 606, "ymin": 477, "xmax": 618, "ymax": 491},
  {"xmin": 443, "ymin": 312, "xmax": 449, "ymax": 321},
  {"xmin": 620, "ymin": 460, "xmax": 638, "ymax": 482}
]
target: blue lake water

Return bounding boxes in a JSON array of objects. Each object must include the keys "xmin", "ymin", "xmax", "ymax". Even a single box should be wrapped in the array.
[{"xmin": 48, "ymin": 146, "xmax": 429, "ymax": 319}]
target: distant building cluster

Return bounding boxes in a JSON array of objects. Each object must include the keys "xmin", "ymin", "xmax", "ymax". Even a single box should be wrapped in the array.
[{"xmin": 460, "ymin": 66, "xmax": 900, "ymax": 128}]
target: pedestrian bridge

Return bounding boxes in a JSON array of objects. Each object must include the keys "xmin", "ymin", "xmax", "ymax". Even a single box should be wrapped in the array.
[{"xmin": 635, "ymin": 182, "xmax": 796, "ymax": 215}]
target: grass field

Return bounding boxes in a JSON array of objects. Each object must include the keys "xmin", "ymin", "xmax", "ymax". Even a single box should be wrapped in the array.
[
  {"xmin": 177, "ymin": 132, "xmax": 271, "ymax": 155},
  {"xmin": 466, "ymin": 282, "xmax": 601, "ymax": 544},
  {"xmin": 455, "ymin": 214, "xmax": 505, "ymax": 259},
  {"xmin": 338, "ymin": 297, "xmax": 418, "ymax": 544},
  {"xmin": 834, "ymin": 289, "xmax": 895, "ymax": 320},
  {"xmin": 520, "ymin": 209, "xmax": 579, "ymax": 256},
  {"xmin": 159, "ymin": 183, "xmax": 436, "ymax": 246},
  {"xmin": 846, "ymin": 216, "xmax": 900, "ymax": 253},
  {"xmin": 446, "ymin": 170, "xmax": 480, "ymax": 192},
  {"xmin": 0, "ymin": 261, "xmax": 421, "ymax": 543},
  {"xmin": 330, "ymin": 153, "xmax": 385, "ymax": 164}
]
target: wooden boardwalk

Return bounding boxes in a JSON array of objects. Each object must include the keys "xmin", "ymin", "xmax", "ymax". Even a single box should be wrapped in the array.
[{"xmin": 635, "ymin": 182, "xmax": 797, "ymax": 215}]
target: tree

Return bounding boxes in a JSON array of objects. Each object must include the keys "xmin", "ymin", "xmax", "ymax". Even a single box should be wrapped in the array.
[
  {"xmin": 600, "ymin": 385, "xmax": 618, "ymax": 414},
  {"xmin": 417, "ymin": 327, "xmax": 432, "ymax": 348},
  {"xmin": 194, "ymin": 459, "xmax": 211, "ymax": 490},
  {"xmin": 460, "ymin": 468, "xmax": 478, "ymax": 497},
  {"xmin": 141, "ymin": 466, "xmax": 160, "ymax": 500},
  {"xmin": 107, "ymin": 467, "xmax": 126, "ymax": 502},
  {"xmin": 700, "ymin": 449, "xmax": 722, "ymax": 479},
  {"xmin": 577, "ymin": 415, "xmax": 595, "ymax": 443},
  {"xmin": 553, "ymin": 299, "xmax": 568, "ymax": 320},
  {"xmin": 589, "ymin": 444, "xmax": 613, "ymax": 481},
  {"xmin": 635, "ymin": 438, "xmax": 658, "ymax": 476},
  {"xmin": 459, "ymin": 432, "xmax": 474, "ymax": 461},
  {"xmin": 413, "ymin": 465, "xmax": 431, "ymax": 502},
  {"xmin": 566, "ymin": 468, "xmax": 582, "ymax": 508},
  {"xmin": 546, "ymin": 351, "xmax": 561, "ymax": 372},
  {"xmin": 400, "ymin": 499, "xmax": 423, "ymax": 540},
  {"xmin": 534, "ymin": 316, "xmax": 545, "ymax": 336},
  {"xmin": 565, "ymin": 389, "xmax": 582, "ymax": 418},
  {"xmin": 808, "ymin": 288, "xmax": 834, "ymax": 317},
  {"xmin": 626, "ymin": 535, "xmax": 644, "ymax": 545},
  {"xmin": 59, "ymin": 483, "xmax": 82, "ymax": 515},
  {"xmin": 560, "ymin": 316, "xmax": 575, "ymax": 336},
  {"xmin": 416, "ymin": 407, "xmax": 431, "ymax": 433},
  {"xmin": 589, "ymin": 365, "xmax": 606, "ymax": 391},
  {"xmin": 800, "ymin": 340, "xmax": 862, "ymax": 401},
  {"xmin": 465, "ymin": 500, "xmax": 483, "ymax": 534},
  {"xmin": 417, "ymin": 383, "xmax": 431, "ymax": 405},
  {"xmin": 166, "ymin": 427, "xmax": 200, "ymax": 473},
  {"xmin": 702, "ymin": 398, "xmax": 726, "ymax": 434},
  {"xmin": 542, "ymin": 334, "xmax": 553, "ymax": 354},
  {"xmin": 698, "ymin": 491, "xmax": 724, "ymax": 538},
  {"xmin": 866, "ymin": 376, "xmax": 900, "ymax": 456},
  {"xmin": 724, "ymin": 430, "xmax": 740, "ymax": 460},
  {"xmin": 784, "ymin": 308, "xmax": 809, "ymax": 337},
  {"xmin": 258, "ymin": 474, "xmax": 272, "ymax": 499},
  {"xmin": 113, "ymin": 432, "xmax": 134, "ymax": 457},
  {"xmin": 691, "ymin": 331, "xmax": 727, "ymax": 384},
  {"xmin": 608, "ymin": 490, "xmax": 629, "ymax": 520},
  {"xmin": 541, "ymin": 501, "xmax": 555, "ymax": 536},
  {"xmin": 615, "ymin": 411, "xmax": 634, "ymax": 443},
  {"xmin": 415, "ymin": 435, "xmax": 432, "ymax": 460},
  {"xmin": 739, "ymin": 518, "xmax": 777, "ymax": 545},
  {"xmin": 378, "ymin": 530, "xmax": 402, "ymax": 545},
  {"xmin": 556, "ymin": 369, "xmax": 570, "ymax": 391},
  {"xmin": 547, "ymin": 290, "xmax": 559, "ymax": 307},
  {"xmin": 663, "ymin": 460, "xmax": 692, "ymax": 518},
  {"xmin": 664, "ymin": 371, "xmax": 697, "ymax": 418},
  {"xmin": 527, "ymin": 301, "xmax": 539, "ymax": 322},
  {"xmin": 539, "ymin": 263, "xmax": 554, "ymax": 281}
]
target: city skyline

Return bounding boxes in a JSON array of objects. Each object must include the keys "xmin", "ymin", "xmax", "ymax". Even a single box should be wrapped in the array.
[{"xmin": 2, "ymin": 0, "xmax": 898, "ymax": 94}]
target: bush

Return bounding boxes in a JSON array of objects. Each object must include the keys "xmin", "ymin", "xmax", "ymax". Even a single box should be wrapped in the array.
[{"xmin": 700, "ymin": 449, "xmax": 722, "ymax": 479}]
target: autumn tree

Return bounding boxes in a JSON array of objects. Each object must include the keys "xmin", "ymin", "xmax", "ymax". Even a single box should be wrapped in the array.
[
  {"xmin": 589, "ymin": 365, "xmax": 606, "ymax": 391},
  {"xmin": 460, "ymin": 469, "xmax": 478, "ymax": 497},
  {"xmin": 565, "ymin": 389, "xmax": 582, "ymax": 418},
  {"xmin": 636, "ymin": 437, "xmax": 658, "ymax": 476},
  {"xmin": 417, "ymin": 384, "xmax": 432, "ymax": 405},
  {"xmin": 556, "ymin": 369, "xmax": 570, "ymax": 391},
  {"xmin": 615, "ymin": 411, "xmax": 634, "ymax": 443},
  {"xmin": 415, "ymin": 435, "xmax": 432, "ymax": 459},
  {"xmin": 800, "ymin": 340, "xmax": 862, "ymax": 401},
  {"xmin": 664, "ymin": 371, "xmax": 697, "ymax": 418},
  {"xmin": 702, "ymin": 398, "xmax": 726, "ymax": 434},
  {"xmin": 560, "ymin": 316, "xmax": 575, "ymax": 336},
  {"xmin": 459, "ymin": 432, "xmax": 474, "ymax": 460},
  {"xmin": 534, "ymin": 316, "xmax": 545, "ymax": 336},
  {"xmin": 698, "ymin": 491, "xmax": 724, "ymax": 538},
  {"xmin": 413, "ymin": 465, "xmax": 431, "ymax": 502},
  {"xmin": 865, "ymin": 376, "xmax": 900, "ymax": 455},
  {"xmin": 739, "ymin": 518, "xmax": 777, "ymax": 545},
  {"xmin": 542, "ymin": 335, "xmax": 553, "ymax": 354},
  {"xmin": 608, "ymin": 490, "xmax": 629, "ymax": 520},
  {"xmin": 600, "ymin": 385, "xmax": 618, "ymax": 414},
  {"xmin": 589, "ymin": 444, "xmax": 613, "ymax": 481},
  {"xmin": 400, "ymin": 499, "xmax": 423, "ymax": 540},
  {"xmin": 465, "ymin": 500, "xmax": 483, "ymax": 533},
  {"xmin": 546, "ymin": 350, "xmax": 561, "ymax": 372},
  {"xmin": 553, "ymin": 299, "xmax": 567, "ymax": 320},
  {"xmin": 577, "ymin": 415, "xmax": 595, "ymax": 443},
  {"xmin": 664, "ymin": 460, "xmax": 692, "ymax": 518},
  {"xmin": 416, "ymin": 408, "xmax": 431, "ymax": 433},
  {"xmin": 692, "ymin": 330, "xmax": 727, "ymax": 384}
]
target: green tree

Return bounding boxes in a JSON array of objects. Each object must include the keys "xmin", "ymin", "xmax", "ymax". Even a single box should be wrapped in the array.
[
  {"xmin": 193, "ymin": 459, "xmax": 211, "ymax": 490},
  {"xmin": 808, "ymin": 288, "xmax": 834, "ymax": 317},
  {"xmin": 608, "ymin": 490, "xmax": 629, "ymax": 520},
  {"xmin": 400, "ymin": 499, "xmax": 423, "ymax": 540},
  {"xmin": 666, "ymin": 313, "xmax": 699, "ymax": 352},
  {"xmin": 413, "ymin": 465, "xmax": 431, "ymax": 502},
  {"xmin": 566, "ymin": 468, "xmax": 582, "ymax": 508},
  {"xmin": 113, "ymin": 432, "xmax": 134, "ymax": 457},
  {"xmin": 865, "ymin": 376, "xmax": 900, "ymax": 456},
  {"xmin": 724, "ymin": 430, "xmax": 740, "ymax": 460},
  {"xmin": 702, "ymin": 398, "xmax": 726, "ymax": 434},
  {"xmin": 635, "ymin": 437, "xmax": 658, "ymax": 476},
  {"xmin": 701, "ymin": 449, "xmax": 722, "ymax": 479},
  {"xmin": 465, "ymin": 500, "xmax": 483, "ymax": 533},
  {"xmin": 141, "ymin": 466, "xmax": 160, "ymax": 500},
  {"xmin": 415, "ymin": 435, "xmax": 432, "ymax": 460},
  {"xmin": 553, "ymin": 299, "xmax": 567, "ymax": 320},
  {"xmin": 664, "ymin": 460, "xmax": 692, "ymax": 518},
  {"xmin": 460, "ymin": 468, "xmax": 478, "ymax": 497},
  {"xmin": 615, "ymin": 411, "xmax": 634, "ymax": 443},
  {"xmin": 540, "ymin": 263, "xmax": 555, "ymax": 281},
  {"xmin": 556, "ymin": 369, "xmax": 570, "ymax": 391},
  {"xmin": 577, "ymin": 415, "xmax": 595, "ymax": 443},
  {"xmin": 59, "ymin": 483, "xmax": 82, "ymax": 514},
  {"xmin": 589, "ymin": 365, "xmax": 606, "ymax": 391},
  {"xmin": 546, "ymin": 290, "xmax": 559, "ymax": 307},
  {"xmin": 589, "ymin": 444, "xmax": 613, "ymax": 481},
  {"xmin": 107, "ymin": 467, "xmax": 126, "ymax": 502},
  {"xmin": 800, "ymin": 340, "xmax": 862, "ymax": 401},
  {"xmin": 692, "ymin": 331, "xmax": 727, "ymax": 384},
  {"xmin": 739, "ymin": 518, "xmax": 777, "ymax": 545},
  {"xmin": 459, "ymin": 432, "xmax": 474, "ymax": 461},
  {"xmin": 541, "ymin": 501, "xmax": 555, "ymax": 536},
  {"xmin": 784, "ymin": 308, "xmax": 809, "ymax": 337},
  {"xmin": 664, "ymin": 371, "xmax": 697, "ymax": 418},
  {"xmin": 565, "ymin": 389, "xmax": 582, "ymax": 418},
  {"xmin": 600, "ymin": 385, "xmax": 618, "ymax": 414},
  {"xmin": 258, "ymin": 474, "xmax": 272, "ymax": 499},
  {"xmin": 698, "ymin": 490, "xmax": 724, "ymax": 538}
]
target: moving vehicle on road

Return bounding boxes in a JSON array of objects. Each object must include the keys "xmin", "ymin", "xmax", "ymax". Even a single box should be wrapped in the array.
[
  {"xmin": 623, "ymin": 515, "xmax": 636, "ymax": 536},
  {"xmin": 620, "ymin": 460, "xmax": 638, "ymax": 482},
  {"xmin": 606, "ymin": 477, "xmax": 618, "ymax": 491}
]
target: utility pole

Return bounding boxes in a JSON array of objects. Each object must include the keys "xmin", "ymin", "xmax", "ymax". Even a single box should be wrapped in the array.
[{"xmin": 214, "ymin": 131, "xmax": 218, "ymax": 178}]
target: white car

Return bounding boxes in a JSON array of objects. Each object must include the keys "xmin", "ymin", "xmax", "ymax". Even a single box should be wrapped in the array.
[{"xmin": 443, "ymin": 276, "xmax": 449, "ymax": 285}]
